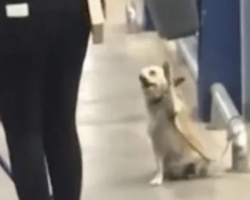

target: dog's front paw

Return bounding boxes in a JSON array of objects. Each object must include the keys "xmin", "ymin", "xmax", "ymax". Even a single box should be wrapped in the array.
[{"xmin": 150, "ymin": 173, "xmax": 163, "ymax": 186}]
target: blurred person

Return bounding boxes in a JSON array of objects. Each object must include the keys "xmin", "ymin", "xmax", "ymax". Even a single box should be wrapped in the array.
[{"xmin": 0, "ymin": 0, "xmax": 91, "ymax": 200}]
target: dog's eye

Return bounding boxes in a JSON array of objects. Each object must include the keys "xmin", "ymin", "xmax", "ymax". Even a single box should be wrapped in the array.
[{"xmin": 149, "ymin": 70, "xmax": 156, "ymax": 76}]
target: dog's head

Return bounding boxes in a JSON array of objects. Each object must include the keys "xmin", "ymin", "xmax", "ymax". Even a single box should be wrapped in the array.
[{"xmin": 139, "ymin": 62, "xmax": 185, "ymax": 102}]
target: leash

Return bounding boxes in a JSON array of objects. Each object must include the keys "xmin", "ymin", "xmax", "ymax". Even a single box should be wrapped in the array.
[
  {"xmin": 162, "ymin": 61, "xmax": 229, "ymax": 163},
  {"xmin": 171, "ymin": 88, "xmax": 231, "ymax": 164}
]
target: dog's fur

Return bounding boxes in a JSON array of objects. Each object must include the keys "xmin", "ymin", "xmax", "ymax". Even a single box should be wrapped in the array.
[{"xmin": 139, "ymin": 62, "xmax": 214, "ymax": 186}]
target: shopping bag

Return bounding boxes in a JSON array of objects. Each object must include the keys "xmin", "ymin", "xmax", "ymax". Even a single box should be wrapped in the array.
[
  {"xmin": 87, "ymin": 0, "xmax": 106, "ymax": 44},
  {"xmin": 145, "ymin": 0, "xmax": 199, "ymax": 39}
]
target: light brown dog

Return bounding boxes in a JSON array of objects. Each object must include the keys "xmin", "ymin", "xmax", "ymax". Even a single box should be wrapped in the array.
[{"xmin": 139, "ymin": 62, "xmax": 214, "ymax": 186}]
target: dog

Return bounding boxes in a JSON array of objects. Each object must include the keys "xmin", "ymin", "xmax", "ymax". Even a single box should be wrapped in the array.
[{"xmin": 139, "ymin": 62, "xmax": 215, "ymax": 186}]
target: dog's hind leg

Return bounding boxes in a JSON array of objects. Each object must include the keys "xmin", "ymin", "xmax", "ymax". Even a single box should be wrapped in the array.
[
  {"xmin": 194, "ymin": 159, "xmax": 224, "ymax": 178},
  {"xmin": 182, "ymin": 159, "xmax": 219, "ymax": 179},
  {"xmin": 167, "ymin": 162, "xmax": 188, "ymax": 180},
  {"xmin": 165, "ymin": 157, "xmax": 205, "ymax": 180},
  {"xmin": 150, "ymin": 154, "xmax": 164, "ymax": 186}
]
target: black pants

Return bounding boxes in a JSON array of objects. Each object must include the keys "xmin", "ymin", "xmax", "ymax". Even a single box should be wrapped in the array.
[{"xmin": 0, "ymin": 1, "xmax": 90, "ymax": 200}]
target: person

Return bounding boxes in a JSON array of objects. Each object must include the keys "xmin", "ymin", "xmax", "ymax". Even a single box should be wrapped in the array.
[{"xmin": 0, "ymin": 1, "xmax": 91, "ymax": 200}]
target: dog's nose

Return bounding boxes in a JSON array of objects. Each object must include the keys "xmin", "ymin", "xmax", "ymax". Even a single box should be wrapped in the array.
[
  {"xmin": 139, "ymin": 74, "xmax": 147, "ymax": 84},
  {"xmin": 139, "ymin": 74, "xmax": 151, "ymax": 87}
]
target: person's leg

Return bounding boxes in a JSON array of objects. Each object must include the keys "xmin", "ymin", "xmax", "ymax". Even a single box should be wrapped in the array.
[
  {"xmin": 42, "ymin": 10, "xmax": 90, "ymax": 200},
  {"xmin": 0, "ymin": 22, "xmax": 51, "ymax": 200}
]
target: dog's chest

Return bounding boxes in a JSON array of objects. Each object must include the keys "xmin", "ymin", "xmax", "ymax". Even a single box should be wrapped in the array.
[{"xmin": 149, "ymin": 109, "xmax": 187, "ymax": 156}]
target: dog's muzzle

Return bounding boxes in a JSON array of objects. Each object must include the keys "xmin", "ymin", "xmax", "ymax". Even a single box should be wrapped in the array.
[{"xmin": 139, "ymin": 75, "xmax": 155, "ymax": 88}]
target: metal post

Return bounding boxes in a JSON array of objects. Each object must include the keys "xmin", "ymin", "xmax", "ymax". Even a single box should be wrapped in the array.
[
  {"xmin": 176, "ymin": 36, "xmax": 198, "ymax": 80},
  {"xmin": 211, "ymin": 83, "xmax": 249, "ymax": 172},
  {"xmin": 240, "ymin": 0, "xmax": 250, "ymax": 121}
]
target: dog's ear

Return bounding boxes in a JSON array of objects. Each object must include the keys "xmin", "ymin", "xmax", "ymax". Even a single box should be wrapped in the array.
[
  {"xmin": 162, "ymin": 61, "xmax": 171, "ymax": 81},
  {"xmin": 174, "ymin": 77, "xmax": 185, "ymax": 87}
]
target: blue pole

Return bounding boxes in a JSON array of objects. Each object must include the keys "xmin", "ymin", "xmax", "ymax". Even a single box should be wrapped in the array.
[{"xmin": 197, "ymin": 0, "xmax": 241, "ymax": 121}]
